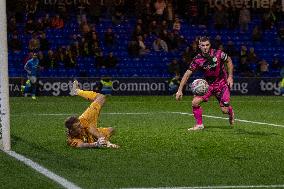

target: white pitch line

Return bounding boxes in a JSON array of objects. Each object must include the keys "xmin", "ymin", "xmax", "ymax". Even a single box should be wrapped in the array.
[
  {"xmin": 123, "ymin": 185, "xmax": 284, "ymax": 189},
  {"xmin": 3, "ymin": 150, "xmax": 82, "ymax": 189},
  {"xmin": 11, "ymin": 112, "xmax": 284, "ymax": 128}
]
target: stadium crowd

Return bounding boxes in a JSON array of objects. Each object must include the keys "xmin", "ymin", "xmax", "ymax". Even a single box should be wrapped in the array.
[{"xmin": 6, "ymin": 0, "xmax": 284, "ymax": 78}]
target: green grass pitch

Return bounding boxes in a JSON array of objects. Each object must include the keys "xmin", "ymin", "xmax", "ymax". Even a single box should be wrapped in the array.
[{"xmin": 1, "ymin": 96, "xmax": 284, "ymax": 189}]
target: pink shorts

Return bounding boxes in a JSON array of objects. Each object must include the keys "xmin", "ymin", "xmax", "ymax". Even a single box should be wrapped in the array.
[{"xmin": 201, "ymin": 81, "xmax": 231, "ymax": 107}]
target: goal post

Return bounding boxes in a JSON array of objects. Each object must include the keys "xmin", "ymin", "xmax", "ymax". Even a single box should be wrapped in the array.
[{"xmin": 0, "ymin": 0, "xmax": 11, "ymax": 151}]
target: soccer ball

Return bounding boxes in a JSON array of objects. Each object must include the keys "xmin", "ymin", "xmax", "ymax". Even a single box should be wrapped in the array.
[{"xmin": 191, "ymin": 79, "xmax": 209, "ymax": 96}]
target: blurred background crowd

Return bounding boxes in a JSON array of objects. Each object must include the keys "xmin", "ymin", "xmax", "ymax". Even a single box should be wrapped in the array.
[{"xmin": 6, "ymin": 0, "xmax": 284, "ymax": 78}]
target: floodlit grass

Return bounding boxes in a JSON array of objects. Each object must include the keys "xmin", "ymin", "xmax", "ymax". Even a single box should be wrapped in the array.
[{"xmin": 2, "ymin": 96, "xmax": 284, "ymax": 188}]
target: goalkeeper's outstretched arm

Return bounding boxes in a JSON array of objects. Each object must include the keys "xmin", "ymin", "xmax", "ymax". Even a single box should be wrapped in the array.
[{"xmin": 176, "ymin": 69, "xmax": 193, "ymax": 101}]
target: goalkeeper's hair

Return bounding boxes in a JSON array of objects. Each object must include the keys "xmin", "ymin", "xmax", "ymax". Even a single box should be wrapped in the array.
[{"xmin": 65, "ymin": 116, "xmax": 79, "ymax": 129}]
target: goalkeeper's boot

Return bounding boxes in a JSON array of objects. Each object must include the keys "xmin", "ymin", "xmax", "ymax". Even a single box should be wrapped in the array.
[
  {"xmin": 21, "ymin": 85, "xmax": 25, "ymax": 93},
  {"xmin": 188, "ymin": 124, "xmax": 204, "ymax": 131},
  {"xmin": 229, "ymin": 108, "xmax": 235, "ymax": 125},
  {"xmin": 69, "ymin": 80, "xmax": 79, "ymax": 96}
]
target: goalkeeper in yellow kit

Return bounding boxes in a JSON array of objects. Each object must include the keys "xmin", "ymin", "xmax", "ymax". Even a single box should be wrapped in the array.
[{"xmin": 65, "ymin": 80, "xmax": 119, "ymax": 148}]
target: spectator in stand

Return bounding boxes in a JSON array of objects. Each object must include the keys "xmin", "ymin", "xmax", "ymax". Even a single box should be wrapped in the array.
[
  {"xmin": 9, "ymin": 33, "xmax": 22, "ymax": 53},
  {"xmin": 104, "ymin": 27, "xmax": 116, "ymax": 48},
  {"xmin": 39, "ymin": 32, "xmax": 50, "ymax": 51},
  {"xmin": 80, "ymin": 19, "xmax": 91, "ymax": 37},
  {"xmin": 165, "ymin": 1, "xmax": 174, "ymax": 27},
  {"xmin": 28, "ymin": 33, "xmax": 40, "ymax": 52},
  {"xmin": 212, "ymin": 35, "xmax": 223, "ymax": 49},
  {"xmin": 25, "ymin": 0, "xmax": 39, "ymax": 19},
  {"xmin": 239, "ymin": 6, "xmax": 251, "ymax": 33},
  {"xmin": 238, "ymin": 56, "xmax": 253, "ymax": 77},
  {"xmin": 258, "ymin": 59, "xmax": 269, "ymax": 76},
  {"xmin": 7, "ymin": 16, "xmax": 17, "ymax": 33},
  {"xmin": 91, "ymin": 31, "xmax": 100, "ymax": 45},
  {"xmin": 42, "ymin": 14, "xmax": 51, "ymax": 29},
  {"xmin": 95, "ymin": 51, "xmax": 105, "ymax": 68},
  {"xmin": 213, "ymin": 5, "xmax": 227, "ymax": 30},
  {"xmin": 189, "ymin": 41, "xmax": 200, "ymax": 60},
  {"xmin": 227, "ymin": 6, "xmax": 238, "ymax": 30},
  {"xmin": 187, "ymin": 0, "xmax": 199, "ymax": 26},
  {"xmin": 91, "ymin": 42, "xmax": 102, "ymax": 57},
  {"xmin": 35, "ymin": 18, "xmax": 45, "ymax": 33},
  {"xmin": 246, "ymin": 47, "xmax": 259, "ymax": 65},
  {"xmin": 238, "ymin": 45, "xmax": 253, "ymax": 76},
  {"xmin": 148, "ymin": 20, "xmax": 161, "ymax": 36},
  {"xmin": 132, "ymin": 25, "xmax": 146, "ymax": 40},
  {"xmin": 88, "ymin": 1, "xmax": 101, "ymax": 24},
  {"xmin": 160, "ymin": 29, "xmax": 168, "ymax": 41},
  {"xmin": 64, "ymin": 46, "xmax": 76, "ymax": 68},
  {"xmin": 166, "ymin": 32, "xmax": 178, "ymax": 52},
  {"xmin": 179, "ymin": 56, "xmax": 190, "ymax": 75},
  {"xmin": 271, "ymin": 54, "xmax": 282, "ymax": 70},
  {"xmin": 51, "ymin": 14, "xmax": 64, "ymax": 29},
  {"xmin": 225, "ymin": 40, "xmax": 238, "ymax": 59},
  {"xmin": 168, "ymin": 59, "xmax": 180, "ymax": 76},
  {"xmin": 128, "ymin": 40, "xmax": 140, "ymax": 56},
  {"xmin": 71, "ymin": 34, "xmax": 80, "ymax": 46},
  {"xmin": 136, "ymin": 18, "xmax": 147, "ymax": 34},
  {"xmin": 137, "ymin": 35, "xmax": 150, "ymax": 55},
  {"xmin": 181, "ymin": 46, "xmax": 191, "ymax": 63},
  {"xmin": 140, "ymin": 0, "xmax": 153, "ymax": 26},
  {"xmin": 239, "ymin": 45, "xmax": 248, "ymax": 61},
  {"xmin": 80, "ymin": 37, "xmax": 90, "ymax": 56},
  {"xmin": 261, "ymin": 9, "xmax": 276, "ymax": 30},
  {"xmin": 152, "ymin": 37, "xmax": 168, "ymax": 52},
  {"xmin": 251, "ymin": 26, "xmax": 263, "ymax": 42},
  {"xmin": 154, "ymin": 0, "xmax": 166, "ymax": 22},
  {"xmin": 173, "ymin": 18, "xmax": 181, "ymax": 33},
  {"xmin": 25, "ymin": 17, "xmax": 35, "ymax": 34},
  {"xmin": 112, "ymin": 3, "xmax": 124, "ymax": 25},
  {"xmin": 104, "ymin": 52, "xmax": 118, "ymax": 68},
  {"xmin": 90, "ymin": 32, "xmax": 101, "ymax": 57},
  {"xmin": 46, "ymin": 50, "xmax": 57, "ymax": 68},
  {"xmin": 218, "ymin": 44, "xmax": 225, "ymax": 51},
  {"xmin": 55, "ymin": 46, "xmax": 65, "ymax": 63},
  {"xmin": 70, "ymin": 41, "xmax": 81, "ymax": 58},
  {"xmin": 38, "ymin": 51, "xmax": 48, "ymax": 68},
  {"xmin": 161, "ymin": 20, "xmax": 169, "ymax": 31}
]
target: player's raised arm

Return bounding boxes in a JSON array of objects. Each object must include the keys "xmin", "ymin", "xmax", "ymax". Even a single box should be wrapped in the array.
[
  {"xmin": 225, "ymin": 56, "xmax": 234, "ymax": 89},
  {"xmin": 176, "ymin": 69, "xmax": 193, "ymax": 100}
]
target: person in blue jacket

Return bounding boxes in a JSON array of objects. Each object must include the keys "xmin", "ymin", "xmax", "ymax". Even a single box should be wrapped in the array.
[{"xmin": 21, "ymin": 53, "xmax": 40, "ymax": 99}]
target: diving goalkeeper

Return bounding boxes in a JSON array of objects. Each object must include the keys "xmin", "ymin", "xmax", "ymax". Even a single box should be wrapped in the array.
[{"xmin": 65, "ymin": 80, "xmax": 119, "ymax": 148}]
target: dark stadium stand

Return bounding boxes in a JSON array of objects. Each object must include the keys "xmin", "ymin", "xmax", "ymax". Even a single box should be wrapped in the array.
[{"xmin": 7, "ymin": 6, "xmax": 284, "ymax": 78}]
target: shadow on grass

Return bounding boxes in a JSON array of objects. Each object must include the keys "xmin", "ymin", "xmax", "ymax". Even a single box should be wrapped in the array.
[
  {"xmin": 10, "ymin": 134, "xmax": 105, "ymax": 170},
  {"xmin": 234, "ymin": 128, "xmax": 278, "ymax": 136},
  {"xmin": 205, "ymin": 125, "xmax": 233, "ymax": 130},
  {"xmin": 205, "ymin": 126, "xmax": 278, "ymax": 136}
]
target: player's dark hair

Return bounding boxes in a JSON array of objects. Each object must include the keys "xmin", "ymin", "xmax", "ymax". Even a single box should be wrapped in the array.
[
  {"xmin": 198, "ymin": 36, "xmax": 210, "ymax": 44},
  {"xmin": 65, "ymin": 116, "xmax": 79, "ymax": 129}
]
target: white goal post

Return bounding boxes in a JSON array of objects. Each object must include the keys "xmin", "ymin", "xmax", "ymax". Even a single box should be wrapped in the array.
[{"xmin": 0, "ymin": 0, "xmax": 11, "ymax": 151}]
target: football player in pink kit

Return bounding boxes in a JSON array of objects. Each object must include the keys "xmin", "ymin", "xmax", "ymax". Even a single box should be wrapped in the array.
[{"xmin": 176, "ymin": 36, "xmax": 234, "ymax": 131}]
